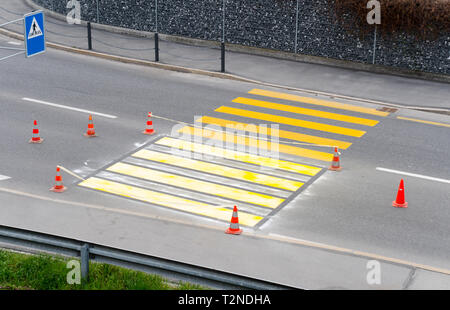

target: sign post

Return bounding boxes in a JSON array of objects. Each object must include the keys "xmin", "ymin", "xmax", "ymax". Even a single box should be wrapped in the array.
[{"xmin": 24, "ymin": 10, "xmax": 46, "ymax": 58}]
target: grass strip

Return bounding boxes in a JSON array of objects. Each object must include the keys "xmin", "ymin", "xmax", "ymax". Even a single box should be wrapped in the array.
[{"xmin": 0, "ymin": 249, "xmax": 206, "ymax": 290}]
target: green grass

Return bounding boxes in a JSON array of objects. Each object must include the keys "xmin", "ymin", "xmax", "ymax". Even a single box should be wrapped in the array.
[{"xmin": 0, "ymin": 249, "xmax": 206, "ymax": 290}]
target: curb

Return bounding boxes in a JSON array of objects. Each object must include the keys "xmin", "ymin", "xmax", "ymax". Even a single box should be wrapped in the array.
[
  {"xmin": 0, "ymin": 27, "xmax": 253, "ymax": 82},
  {"xmin": 25, "ymin": 0, "xmax": 450, "ymax": 84}
]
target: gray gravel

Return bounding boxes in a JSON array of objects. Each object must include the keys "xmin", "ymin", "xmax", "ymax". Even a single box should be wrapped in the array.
[{"xmin": 34, "ymin": 0, "xmax": 449, "ymax": 75}]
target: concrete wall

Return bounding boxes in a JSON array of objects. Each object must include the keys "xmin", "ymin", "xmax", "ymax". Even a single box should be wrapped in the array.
[{"xmin": 35, "ymin": 0, "xmax": 449, "ymax": 75}]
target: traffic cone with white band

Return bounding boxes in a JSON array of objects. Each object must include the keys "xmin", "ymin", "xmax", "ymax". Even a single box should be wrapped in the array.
[
  {"xmin": 50, "ymin": 167, "xmax": 66, "ymax": 193},
  {"xmin": 143, "ymin": 112, "xmax": 155, "ymax": 135},
  {"xmin": 29, "ymin": 120, "xmax": 43, "ymax": 144},
  {"xmin": 225, "ymin": 206, "xmax": 242, "ymax": 235},
  {"xmin": 329, "ymin": 147, "xmax": 342, "ymax": 171},
  {"xmin": 84, "ymin": 115, "xmax": 97, "ymax": 137}
]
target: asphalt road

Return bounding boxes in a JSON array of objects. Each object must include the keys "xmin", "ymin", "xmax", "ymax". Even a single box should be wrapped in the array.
[{"xmin": 0, "ymin": 32, "xmax": 450, "ymax": 289}]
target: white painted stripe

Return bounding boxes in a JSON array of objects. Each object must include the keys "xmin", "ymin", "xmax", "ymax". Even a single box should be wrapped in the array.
[
  {"xmin": 268, "ymin": 233, "xmax": 348, "ymax": 252},
  {"xmin": 8, "ymin": 41, "xmax": 22, "ymax": 46},
  {"xmin": 22, "ymin": 98, "xmax": 118, "ymax": 119},
  {"xmin": 57, "ymin": 165, "xmax": 86, "ymax": 181},
  {"xmin": 0, "ymin": 175, "xmax": 11, "ymax": 181},
  {"xmin": 376, "ymin": 167, "xmax": 450, "ymax": 184}
]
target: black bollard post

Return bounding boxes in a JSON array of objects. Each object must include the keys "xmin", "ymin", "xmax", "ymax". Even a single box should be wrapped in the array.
[
  {"xmin": 154, "ymin": 32, "xmax": 159, "ymax": 62},
  {"xmin": 221, "ymin": 41, "xmax": 225, "ymax": 73},
  {"xmin": 87, "ymin": 22, "xmax": 92, "ymax": 50}
]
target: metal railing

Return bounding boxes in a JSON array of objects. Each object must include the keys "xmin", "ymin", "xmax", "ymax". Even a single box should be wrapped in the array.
[{"xmin": 0, "ymin": 224, "xmax": 298, "ymax": 290}]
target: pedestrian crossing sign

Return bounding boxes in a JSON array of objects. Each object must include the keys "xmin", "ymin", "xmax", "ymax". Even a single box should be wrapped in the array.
[
  {"xmin": 28, "ymin": 17, "xmax": 43, "ymax": 39},
  {"xmin": 24, "ymin": 11, "xmax": 46, "ymax": 57}
]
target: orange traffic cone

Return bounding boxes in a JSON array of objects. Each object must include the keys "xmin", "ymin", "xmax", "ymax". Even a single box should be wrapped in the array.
[
  {"xmin": 329, "ymin": 147, "xmax": 342, "ymax": 171},
  {"xmin": 84, "ymin": 115, "xmax": 97, "ymax": 137},
  {"xmin": 50, "ymin": 167, "xmax": 66, "ymax": 193},
  {"xmin": 225, "ymin": 206, "xmax": 242, "ymax": 235},
  {"xmin": 29, "ymin": 120, "xmax": 43, "ymax": 144},
  {"xmin": 392, "ymin": 179, "xmax": 408, "ymax": 208},
  {"xmin": 142, "ymin": 112, "xmax": 155, "ymax": 135}
]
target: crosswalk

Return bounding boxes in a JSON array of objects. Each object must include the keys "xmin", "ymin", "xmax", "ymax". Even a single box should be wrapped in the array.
[{"xmin": 78, "ymin": 88, "xmax": 389, "ymax": 227}]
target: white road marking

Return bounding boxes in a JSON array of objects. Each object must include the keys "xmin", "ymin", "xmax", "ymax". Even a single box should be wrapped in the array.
[
  {"xmin": 22, "ymin": 97, "xmax": 118, "ymax": 119},
  {"xmin": 0, "ymin": 175, "xmax": 11, "ymax": 181},
  {"xmin": 266, "ymin": 232, "xmax": 450, "ymax": 275},
  {"xmin": 57, "ymin": 165, "xmax": 86, "ymax": 181},
  {"xmin": 376, "ymin": 167, "xmax": 450, "ymax": 184},
  {"xmin": 7, "ymin": 41, "xmax": 21, "ymax": 46}
]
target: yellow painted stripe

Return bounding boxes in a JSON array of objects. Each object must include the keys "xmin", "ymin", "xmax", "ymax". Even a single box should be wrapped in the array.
[
  {"xmin": 397, "ymin": 116, "xmax": 450, "ymax": 128},
  {"xmin": 156, "ymin": 137, "xmax": 322, "ymax": 176},
  {"xmin": 107, "ymin": 162, "xmax": 284, "ymax": 209},
  {"xmin": 248, "ymin": 89, "xmax": 389, "ymax": 117},
  {"xmin": 78, "ymin": 177, "xmax": 263, "ymax": 227},
  {"xmin": 197, "ymin": 116, "xmax": 352, "ymax": 149},
  {"xmin": 215, "ymin": 106, "xmax": 366, "ymax": 137},
  {"xmin": 233, "ymin": 97, "xmax": 379, "ymax": 126},
  {"xmin": 132, "ymin": 149, "xmax": 303, "ymax": 191},
  {"xmin": 178, "ymin": 126, "xmax": 334, "ymax": 162}
]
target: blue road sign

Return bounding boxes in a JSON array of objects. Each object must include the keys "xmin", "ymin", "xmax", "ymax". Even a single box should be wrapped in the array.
[{"xmin": 24, "ymin": 11, "xmax": 46, "ymax": 57}]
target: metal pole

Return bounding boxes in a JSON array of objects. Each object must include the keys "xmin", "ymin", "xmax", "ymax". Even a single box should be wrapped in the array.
[
  {"xmin": 221, "ymin": 0, "xmax": 226, "ymax": 72},
  {"xmin": 80, "ymin": 243, "xmax": 90, "ymax": 281},
  {"xmin": 96, "ymin": 0, "xmax": 100, "ymax": 23},
  {"xmin": 87, "ymin": 22, "xmax": 92, "ymax": 50},
  {"xmin": 222, "ymin": 0, "xmax": 225, "ymax": 43},
  {"xmin": 372, "ymin": 25, "xmax": 377, "ymax": 64},
  {"xmin": 154, "ymin": 0, "xmax": 159, "ymax": 61},
  {"xmin": 294, "ymin": 0, "xmax": 299, "ymax": 54},
  {"xmin": 155, "ymin": 0, "xmax": 158, "ymax": 33}
]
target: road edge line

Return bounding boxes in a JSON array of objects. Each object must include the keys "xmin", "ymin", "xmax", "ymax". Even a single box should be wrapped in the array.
[
  {"xmin": 376, "ymin": 167, "xmax": 450, "ymax": 184},
  {"xmin": 22, "ymin": 97, "xmax": 118, "ymax": 119}
]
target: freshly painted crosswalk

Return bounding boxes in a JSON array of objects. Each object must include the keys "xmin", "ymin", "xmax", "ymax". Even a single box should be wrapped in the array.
[
  {"xmin": 214, "ymin": 106, "xmax": 367, "ymax": 137},
  {"xmin": 107, "ymin": 162, "xmax": 284, "ymax": 208},
  {"xmin": 232, "ymin": 97, "xmax": 379, "ymax": 126},
  {"xmin": 132, "ymin": 149, "xmax": 304, "ymax": 191},
  {"xmin": 79, "ymin": 177, "xmax": 264, "ymax": 227},
  {"xmin": 196, "ymin": 116, "xmax": 353, "ymax": 149},
  {"xmin": 155, "ymin": 137, "xmax": 322, "ymax": 176},
  {"xmin": 177, "ymin": 126, "xmax": 334, "ymax": 161},
  {"xmin": 78, "ymin": 136, "xmax": 318, "ymax": 227},
  {"xmin": 248, "ymin": 88, "xmax": 390, "ymax": 117},
  {"xmin": 78, "ymin": 88, "xmax": 389, "ymax": 227}
]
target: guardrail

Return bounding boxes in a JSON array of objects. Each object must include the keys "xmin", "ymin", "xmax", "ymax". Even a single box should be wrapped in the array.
[{"xmin": 0, "ymin": 225, "xmax": 298, "ymax": 290}]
